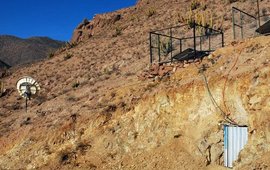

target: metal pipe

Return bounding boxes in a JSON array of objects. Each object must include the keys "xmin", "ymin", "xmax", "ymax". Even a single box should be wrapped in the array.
[
  {"xmin": 151, "ymin": 32, "xmax": 221, "ymax": 41},
  {"xmin": 170, "ymin": 28, "xmax": 173, "ymax": 62},
  {"xmin": 151, "ymin": 23, "xmax": 222, "ymax": 37},
  {"xmin": 209, "ymin": 35, "xmax": 211, "ymax": 51},
  {"xmin": 257, "ymin": 0, "xmax": 261, "ymax": 27},
  {"xmin": 232, "ymin": 8, "xmax": 236, "ymax": 39},
  {"xmin": 240, "ymin": 12, "xmax": 244, "ymax": 39},
  {"xmin": 200, "ymin": 36, "xmax": 202, "ymax": 51},
  {"xmin": 151, "ymin": 24, "xmax": 187, "ymax": 33},
  {"xmin": 193, "ymin": 23, "xmax": 196, "ymax": 59},
  {"xmin": 149, "ymin": 33, "xmax": 153, "ymax": 64},
  {"xmin": 180, "ymin": 33, "xmax": 221, "ymax": 40},
  {"xmin": 158, "ymin": 35, "xmax": 161, "ymax": 63},
  {"xmin": 222, "ymin": 32, "xmax": 224, "ymax": 47},
  {"xmin": 25, "ymin": 98, "xmax": 28, "ymax": 113},
  {"xmin": 150, "ymin": 32, "xmax": 182, "ymax": 40},
  {"xmin": 232, "ymin": 7, "xmax": 257, "ymax": 19},
  {"xmin": 180, "ymin": 39, "xmax": 182, "ymax": 53}
]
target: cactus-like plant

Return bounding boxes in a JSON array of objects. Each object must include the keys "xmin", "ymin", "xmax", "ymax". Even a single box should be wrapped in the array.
[
  {"xmin": 147, "ymin": 8, "xmax": 156, "ymax": 18},
  {"xmin": 185, "ymin": 9, "xmax": 214, "ymax": 35},
  {"xmin": 112, "ymin": 26, "xmax": 122, "ymax": 37},
  {"xmin": 201, "ymin": 2, "xmax": 207, "ymax": 11},
  {"xmin": 209, "ymin": 12, "xmax": 213, "ymax": 28},
  {"xmin": 186, "ymin": 10, "xmax": 195, "ymax": 28},
  {"xmin": 160, "ymin": 39, "xmax": 173, "ymax": 56},
  {"xmin": 191, "ymin": 0, "xmax": 200, "ymax": 10}
]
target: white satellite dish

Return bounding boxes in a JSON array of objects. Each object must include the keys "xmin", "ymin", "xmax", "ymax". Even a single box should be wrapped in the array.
[{"xmin": 16, "ymin": 76, "xmax": 40, "ymax": 112}]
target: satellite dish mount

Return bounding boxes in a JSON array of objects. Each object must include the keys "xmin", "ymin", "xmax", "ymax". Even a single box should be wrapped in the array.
[{"xmin": 16, "ymin": 76, "xmax": 40, "ymax": 113}]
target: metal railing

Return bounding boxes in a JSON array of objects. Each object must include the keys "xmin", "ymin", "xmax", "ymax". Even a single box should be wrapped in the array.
[
  {"xmin": 232, "ymin": 7, "xmax": 258, "ymax": 40},
  {"xmin": 149, "ymin": 23, "xmax": 224, "ymax": 64},
  {"xmin": 232, "ymin": 5, "xmax": 270, "ymax": 40}
]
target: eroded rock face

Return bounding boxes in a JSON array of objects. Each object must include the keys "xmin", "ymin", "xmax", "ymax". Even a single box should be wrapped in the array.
[
  {"xmin": 71, "ymin": 19, "xmax": 93, "ymax": 43},
  {"xmin": 70, "ymin": 14, "xmax": 122, "ymax": 43},
  {"xmin": 236, "ymin": 66, "xmax": 270, "ymax": 169}
]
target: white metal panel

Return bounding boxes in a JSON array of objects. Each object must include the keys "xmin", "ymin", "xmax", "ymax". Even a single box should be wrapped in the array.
[
  {"xmin": 224, "ymin": 126, "xmax": 228, "ymax": 166},
  {"xmin": 224, "ymin": 125, "xmax": 248, "ymax": 168},
  {"xmin": 228, "ymin": 126, "xmax": 233, "ymax": 167}
]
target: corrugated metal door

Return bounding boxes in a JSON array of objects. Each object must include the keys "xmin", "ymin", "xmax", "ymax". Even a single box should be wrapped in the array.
[{"xmin": 224, "ymin": 125, "xmax": 248, "ymax": 168}]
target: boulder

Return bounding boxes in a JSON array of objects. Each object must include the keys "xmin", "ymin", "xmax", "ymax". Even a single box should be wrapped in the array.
[
  {"xmin": 70, "ymin": 14, "xmax": 122, "ymax": 43},
  {"xmin": 71, "ymin": 18, "xmax": 94, "ymax": 43},
  {"xmin": 111, "ymin": 14, "xmax": 121, "ymax": 24},
  {"xmin": 71, "ymin": 30, "xmax": 82, "ymax": 43}
]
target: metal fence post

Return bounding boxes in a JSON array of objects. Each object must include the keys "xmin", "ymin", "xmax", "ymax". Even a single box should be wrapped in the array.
[
  {"xmin": 232, "ymin": 8, "xmax": 236, "ymax": 39},
  {"xmin": 222, "ymin": 32, "xmax": 224, "ymax": 47},
  {"xmin": 149, "ymin": 33, "xmax": 153, "ymax": 64},
  {"xmin": 240, "ymin": 12, "xmax": 244, "ymax": 39},
  {"xmin": 180, "ymin": 39, "xmax": 182, "ymax": 53},
  {"xmin": 209, "ymin": 35, "xmax": 211, "ymax": 51},
  {"xmin": 193, "ymin": 23, "xmax": 196, "ymax": 59},
  {"xmin": 257, "ymin": 0, "xmax": 261, "ymax": 27},
  {"xmin": 170, "ymin": 28, "xmax": 173, "ymax": 63},
  {"xmin": 158, "ymin": 34, "xmax": 161, "ymax": 63},
  {"xmin": 200, "ymin": 36, "xmax": 202, "ymax": 51}
]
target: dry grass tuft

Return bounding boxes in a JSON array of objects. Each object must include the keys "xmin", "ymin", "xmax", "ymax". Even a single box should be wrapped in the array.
[{"xmin": 0, "ymin": 81, "xmax": 6, "ymax": 97}]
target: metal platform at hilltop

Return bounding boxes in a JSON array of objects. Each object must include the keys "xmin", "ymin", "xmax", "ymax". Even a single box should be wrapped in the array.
[
  {"xmin": 149, "ymin": 0, "xmax": 270, "ymax": 64},
  {"xmin": 149, "ymin": 23, "xmax": 224, "ymax": 64}
]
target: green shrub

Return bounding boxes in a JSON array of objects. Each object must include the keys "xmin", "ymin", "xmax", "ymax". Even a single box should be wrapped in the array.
[
  {"xmin": 187, "ymin": 19, "xmax": 196, "ymax": 29},
  {"xmin": 64, "ymin": 53, "xmax": 73, "ymax": 60},
  {"xmin": 147, "ymin": 8, "xmax": 156, "ymax": 18},
  {"xmin": 72, "ymin": 82, "xmax": 80, "ymax": 88},
  {"xmin": 201, "ymin": 2, "xmax": 207, "ymax": 10},
  {"xmin": 113, "ymin": 26, "xmax": 122, "ymax": 37},
  {"xmin": 191, "ymin": 0, "xmax": 200, "ymax": 10},
  {"xmin": 66, "ymin": 95, "xmax": 77, "ymax": 102},
  {"xmin": 262, "ymin": 8, "xmax": 268, "ymax": 16},
  {"xmin": 48, "ymin": 52, "xmax": 54, "ymax": 58},
  {"xmin": 65, "ymin": 42, "xmax": 78, "ymax": 49}
]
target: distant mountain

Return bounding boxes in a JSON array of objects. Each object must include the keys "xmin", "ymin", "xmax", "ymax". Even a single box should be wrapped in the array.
[
  {"xmin": 0, "ymin": 59, "xmax": 10, "ymax": 78},
  {"xmin": 0, "ymin": 59, "xmax": 10, "ymax": 69},
  {"xmin": 0, "ymin": 35, "xmax": 65, "ymax": 66},
  {"xmin": 0, "ymin": 59, "xmax": 10, "ymax": 72}
]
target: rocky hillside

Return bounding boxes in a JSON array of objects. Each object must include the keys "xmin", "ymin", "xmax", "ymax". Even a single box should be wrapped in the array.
[
  {"xmin": 0, "ymin": 35, "xmax": 64, "ymax": 66},
  {"xmin": 71, "ymin": 0, "xmax": 270, "ymax": 44},
  {"xmin": 0, "ymin": 0, "xmax": 270, "ymax": 169}
]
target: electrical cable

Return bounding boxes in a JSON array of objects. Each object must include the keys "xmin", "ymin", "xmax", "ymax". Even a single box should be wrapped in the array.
[
  {"xmin": 201, "ymin": 71, "xmax": 238, "ymax": 125},
  {"xmin": 222, "ymin": 54, "xmax": 239, "ymax": 116},
  {"xmin": 194, "ymin": 62, "xmax": 238, "ymax": 125}
]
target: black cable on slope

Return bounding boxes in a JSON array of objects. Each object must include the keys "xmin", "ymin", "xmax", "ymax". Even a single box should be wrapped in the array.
[
  {"xmin": 195, "ymin": 63, "xmax": 238, "ymax": 125},
  {"xmin": 200, "ymin": 71, "xmax": 238, "ymax": 125}
]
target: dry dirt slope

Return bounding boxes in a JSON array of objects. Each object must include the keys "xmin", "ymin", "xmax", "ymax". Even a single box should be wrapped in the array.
[
  {"xmin": 0, "ymin": 0, "xmax": 270, "ymax": 169},
  {"xmin": 0, "ymin": 36, "xmax": 269, "ymax": 170}
]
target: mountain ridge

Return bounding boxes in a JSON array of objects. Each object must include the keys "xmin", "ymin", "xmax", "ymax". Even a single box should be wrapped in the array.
[{"xmin": 0, "ymin": 35, "xmax": 65, "ymax": 66}]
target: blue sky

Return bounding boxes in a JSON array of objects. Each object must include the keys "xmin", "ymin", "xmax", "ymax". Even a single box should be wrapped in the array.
[{"xmin": 0, "ymin": 0, "xmax": 136, "ymax": 41}]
